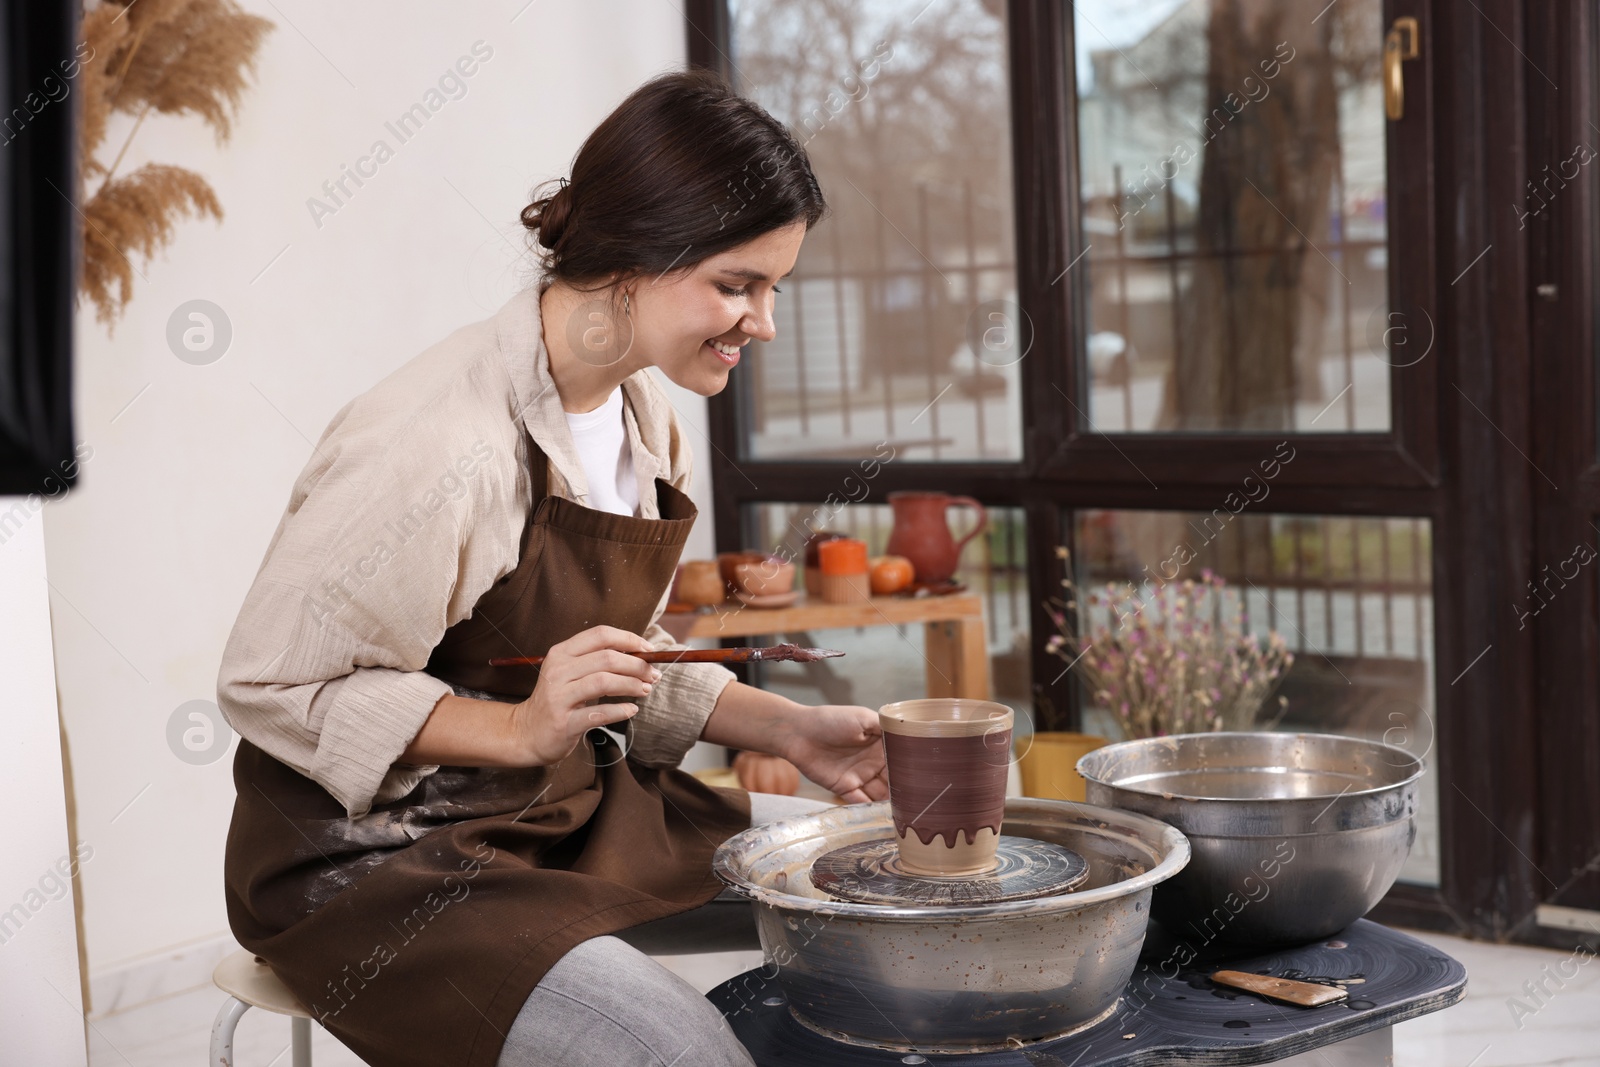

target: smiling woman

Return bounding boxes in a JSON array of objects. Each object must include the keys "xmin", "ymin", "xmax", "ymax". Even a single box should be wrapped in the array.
[{"xmin": 216, "ymin": 68, "xmax": 874, "ymax": 1067}]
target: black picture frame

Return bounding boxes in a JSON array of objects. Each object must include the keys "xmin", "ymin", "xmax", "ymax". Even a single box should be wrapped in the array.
[{"xmin": 0, "ymin": 0, "xmax": 78, "ymax": 499}]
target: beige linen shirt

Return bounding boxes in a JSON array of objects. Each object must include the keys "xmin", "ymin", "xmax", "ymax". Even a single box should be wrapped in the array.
[{"xmin": 216, "ymin": 277, "xmax": 736, "ymax": 818}]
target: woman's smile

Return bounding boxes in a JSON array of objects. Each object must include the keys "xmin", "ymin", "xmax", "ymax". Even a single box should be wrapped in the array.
[{"xmin": 706, "ymin": 337, "xmax": 743, "ymax": 367}]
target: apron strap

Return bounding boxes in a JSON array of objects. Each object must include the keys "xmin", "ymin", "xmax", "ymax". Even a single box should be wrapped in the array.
[{"xmin": 528, "ymin": 426, "xmax": 550, "ymax": 506}]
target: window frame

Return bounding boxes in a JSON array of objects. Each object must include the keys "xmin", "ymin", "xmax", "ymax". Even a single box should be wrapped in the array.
[{"xmin": 689, "ymin": 0, "xmax": 1569, "ymax": 945}]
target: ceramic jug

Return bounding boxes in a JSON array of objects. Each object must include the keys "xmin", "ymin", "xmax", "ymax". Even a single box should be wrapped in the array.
[{"xmin": 885, "ymin": 492, "xmax": 988, "ymax": 585}]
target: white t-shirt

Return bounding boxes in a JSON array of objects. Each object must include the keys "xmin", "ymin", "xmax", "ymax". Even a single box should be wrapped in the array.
[{"xmin": 563, "ymin": 386, "xmax": 639, "ymax": 517}]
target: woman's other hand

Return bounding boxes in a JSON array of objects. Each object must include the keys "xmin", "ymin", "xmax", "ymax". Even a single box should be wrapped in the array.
[
  {"xmin": 511, "ymin": 625, "xmax": 660, "ymax": 766},
  {"xmin": 780, "ymin": 705, "xmax": 888, "ymax": 804}
]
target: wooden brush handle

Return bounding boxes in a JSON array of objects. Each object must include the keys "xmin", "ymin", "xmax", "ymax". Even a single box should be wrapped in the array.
[
  {"xmin": 1210, "ymin": 970, "xmax": 1349, "ymax": 1007},
  {"xmin": 488, "ymin": 647, "xmax": 764, "ymax": 668}
]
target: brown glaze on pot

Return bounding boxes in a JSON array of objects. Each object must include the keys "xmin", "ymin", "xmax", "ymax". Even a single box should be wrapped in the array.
[
  {"xmin": 764, "ymin": 643, "xmax": 838, "ymax": 663},
  {"xmin": 882, "ymin": 730, "xmax": 1011, "ymax": 847}
]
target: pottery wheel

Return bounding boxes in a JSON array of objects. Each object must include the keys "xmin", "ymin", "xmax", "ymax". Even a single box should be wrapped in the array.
[{"xmin": 809, "ymin": 835, "xmax": 1089, "ymax": 906}]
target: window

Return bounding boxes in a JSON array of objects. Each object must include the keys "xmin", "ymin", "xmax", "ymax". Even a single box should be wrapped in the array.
[
  {"xmin": 728, "ymin": 0, "xmax": 1022, "ymax": 461},
  {"xmin": 693, "ymin": 0, "xmax": 1589, "ymax": 942}
]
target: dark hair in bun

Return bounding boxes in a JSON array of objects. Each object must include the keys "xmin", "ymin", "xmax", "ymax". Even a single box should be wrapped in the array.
[
  {"xmin": 525, "ymin": 181, "xmax": 573, "ymax": 251},
  {"xmin": 520, "ymin": 68, "xmax": 826, "ymax": 285}
]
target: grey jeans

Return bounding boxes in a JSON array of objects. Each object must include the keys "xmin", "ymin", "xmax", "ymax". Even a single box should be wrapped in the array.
[{"xmin": 494, "ymin": 791, "xmax": 834, "ymax": 1067}]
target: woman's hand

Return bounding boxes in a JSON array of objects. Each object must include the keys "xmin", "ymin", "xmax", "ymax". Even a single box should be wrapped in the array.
[
  {"xmin": 779, "ymin": 705, "xmax": 889, "ymax": 804},
  {"xmin": 509, "ymin": 625, "xmax": 661, "ymax": 767}
]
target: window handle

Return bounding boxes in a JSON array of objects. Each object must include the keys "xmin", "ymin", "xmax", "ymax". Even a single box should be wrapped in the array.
[{"xmin": 1385, "ymin": 16, "xmax": 1420, "ymax": 120}]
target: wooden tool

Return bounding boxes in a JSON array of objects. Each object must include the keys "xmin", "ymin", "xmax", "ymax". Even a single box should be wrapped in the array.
[
  {"xmin": 488, "ymin": 642, "xmax": 845, "ymax": 668},
  {"xmin": 1209, "ymin": 970, "xmax": 1350, "ymax": 1008}
]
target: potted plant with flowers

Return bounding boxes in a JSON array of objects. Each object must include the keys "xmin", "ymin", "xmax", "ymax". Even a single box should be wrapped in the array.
[{"xmin": 1016, "ymin": 548, "xmax": 1294, "ymax": 799}]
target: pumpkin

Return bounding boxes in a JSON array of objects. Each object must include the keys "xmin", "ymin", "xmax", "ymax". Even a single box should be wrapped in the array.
[
  {"xmin": 733, "ymin": 751, "xmax": 801, "ymax": 795},
  {"xmin": 869, "ymin": 554, "xmax": 915, "ymax": 595}
]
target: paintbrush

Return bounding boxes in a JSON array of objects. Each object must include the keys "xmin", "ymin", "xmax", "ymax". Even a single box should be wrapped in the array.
[{"xmin": 488, "ymin": 642, "xmax": 845, "ymax": 668}]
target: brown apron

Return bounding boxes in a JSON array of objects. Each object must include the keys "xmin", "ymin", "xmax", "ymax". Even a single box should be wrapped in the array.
[{"xmin": 223, "ymin": 424, "xmax": 753, "ymax": 1067}]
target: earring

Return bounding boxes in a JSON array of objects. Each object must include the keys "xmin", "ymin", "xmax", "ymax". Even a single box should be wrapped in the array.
[{"xmin": 623, "ymin": 291, "xmax": 631, "ymax": 317}]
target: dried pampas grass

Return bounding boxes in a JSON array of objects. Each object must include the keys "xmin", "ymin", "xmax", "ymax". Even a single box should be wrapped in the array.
[
  {"xmin": 78, "ymin": 0, "xmax": 274, "ymax": 330},
  {"xmin": 82, "ymin": 164, "xmax": 223, "ymax": 330}
]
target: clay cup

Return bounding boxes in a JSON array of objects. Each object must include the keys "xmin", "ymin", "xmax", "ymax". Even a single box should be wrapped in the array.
[{"xmin": 878, "ymin": 698, "xmax": 1014, "ymax": 876}]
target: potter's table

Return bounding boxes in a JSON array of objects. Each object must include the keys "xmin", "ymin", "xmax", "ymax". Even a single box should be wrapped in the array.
[{"xmin": 707, "ymin": 919, "xmax": 1465, "ymax": 1065}]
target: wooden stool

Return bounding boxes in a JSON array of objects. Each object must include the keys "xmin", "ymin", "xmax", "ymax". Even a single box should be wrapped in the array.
[{"xmin": 210, "ymin": 949, "xmax": 312, "ymax": 1067}]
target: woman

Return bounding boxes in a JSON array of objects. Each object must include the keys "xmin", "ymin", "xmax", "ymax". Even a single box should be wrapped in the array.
[{"xmin": 218, "ymin": 69, "xmax": 888, "ymax": 1067}]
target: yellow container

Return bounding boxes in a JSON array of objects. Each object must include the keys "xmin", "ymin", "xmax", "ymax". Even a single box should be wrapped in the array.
[{"xmin": 1013, "ymin": 731, "xmax": 1109, "ymax": 801}]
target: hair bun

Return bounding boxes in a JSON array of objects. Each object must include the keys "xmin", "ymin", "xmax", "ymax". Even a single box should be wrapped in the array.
[
  {"xmin": 522, "ymin": 181, "xmax": 573, "ymax": 251},
  {"xmin": 514, "ymin": 70, "xmax": 826, "ymax": 283}
]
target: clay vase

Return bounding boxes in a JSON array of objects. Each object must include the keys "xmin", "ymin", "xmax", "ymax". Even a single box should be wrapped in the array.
[{"xmin": 885, "ymin": 492, "xmax": 989, "ymax": 585}]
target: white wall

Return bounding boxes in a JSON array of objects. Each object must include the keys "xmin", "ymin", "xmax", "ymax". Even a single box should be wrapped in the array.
[
  {"xmin": 54, "ymin": 0, "xmax": 708, "ymax": 992},
  {"xmin": 0, "ymin": 507, "xmax": 88, "ymax": 1063}
]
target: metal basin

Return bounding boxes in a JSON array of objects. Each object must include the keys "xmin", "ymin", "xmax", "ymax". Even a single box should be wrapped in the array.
[
  {"xmin": 711, "ymin": 798, "xmax": 1189, "ymax": 1053},
  {"xmin": 1078, "ymin": 731, "xmax": 1423, "ymax": 948}
]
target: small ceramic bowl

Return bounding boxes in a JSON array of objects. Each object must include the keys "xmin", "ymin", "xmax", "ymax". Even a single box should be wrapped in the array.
[
  {"xmin": 735, "ymin": 557, "xmax": 795, "ymax": 596},
  {"xmin": 717, "ymin": 550, "xmax": 768, "ymax": 595},
  {"xmin": 676, "ymin": 560, "xmax": 726, "ymax": 605}
]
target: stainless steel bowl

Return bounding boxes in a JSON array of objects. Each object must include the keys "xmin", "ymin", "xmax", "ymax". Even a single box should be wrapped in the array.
[
  {"xmin": 1078, "ymin": 731, "xmax": 1423, "ymax": 948},
  {"xmin": 711, "ymin": 798, "xmax": 1189, "ymax": 1053}
]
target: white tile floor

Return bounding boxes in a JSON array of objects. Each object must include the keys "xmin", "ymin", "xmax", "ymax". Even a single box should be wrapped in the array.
[
  {"xmin": 86, "ymin": 928, "xmax": 1598, "ymax": 1066},
  {"xmin": 1384, "ymin": 930, "xmax": 1600, "ymax": 1067}
]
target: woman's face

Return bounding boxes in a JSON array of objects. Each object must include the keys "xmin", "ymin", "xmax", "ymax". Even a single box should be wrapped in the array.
[{"xmin": 630, "ymin": 221, "xmax": 806, "ymax": 397}]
